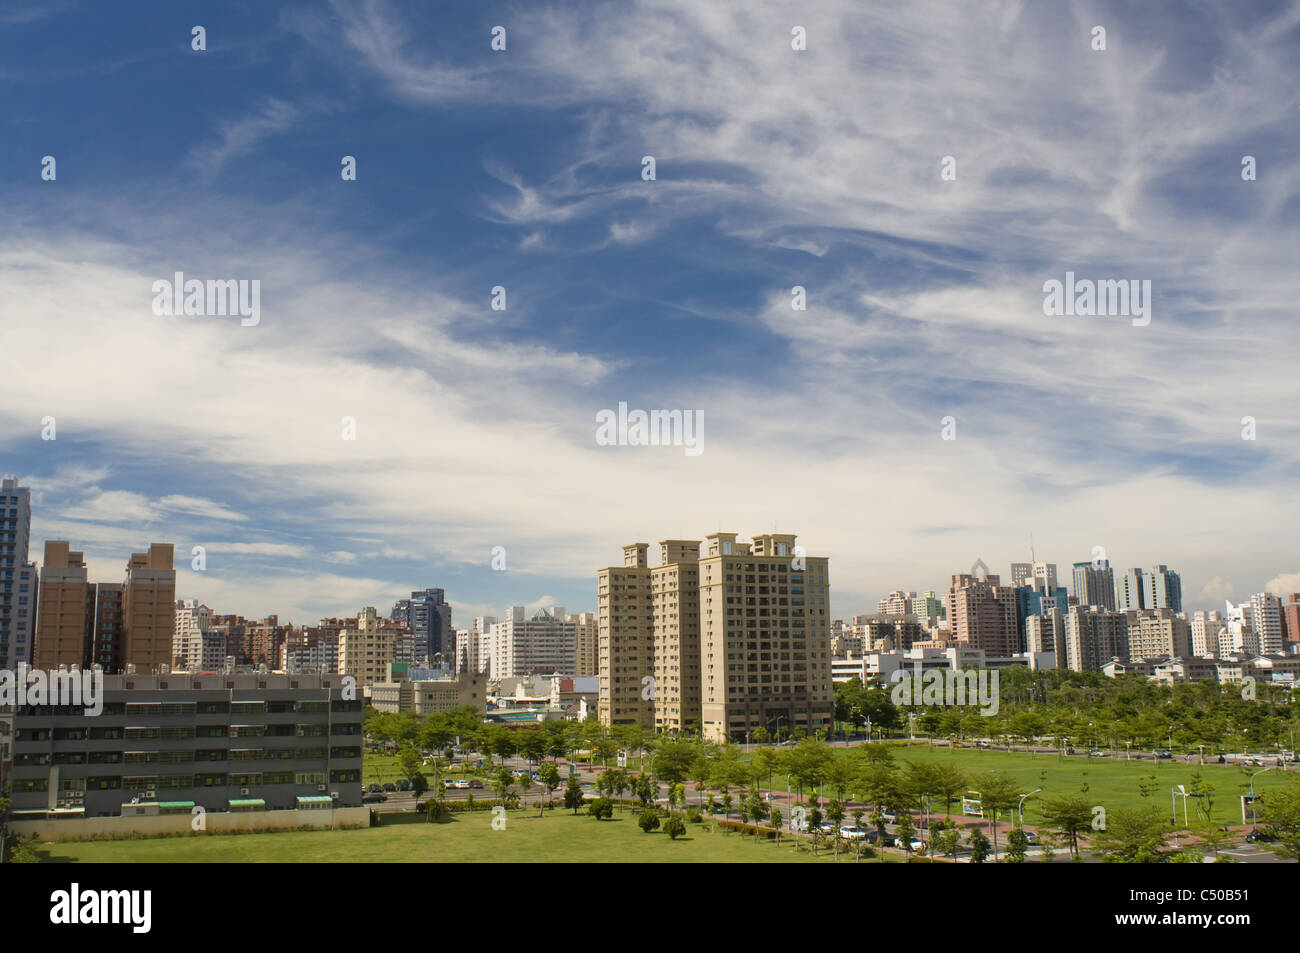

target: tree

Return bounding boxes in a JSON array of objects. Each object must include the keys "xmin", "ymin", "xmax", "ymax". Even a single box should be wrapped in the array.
[
  {"xmin": 896, "ymin": 812, "xmax": 916, "ymax": 860},
  {"xmin": 411, "ymin": 772, "xmax": 429, "ymax": 799},
  {"xmin": 538, "ymin": 763, "xmax": 562, "ymax": 813},
  {"xmin": 770, "ymin": 806, "xmax": 783, "ymax": 845},
  {"xmin": 638, "ymin": 808, "xmax": 661, "ymax": 833},
  {"xmin": 1260, "ymin": 785, "xmax": 1300, "ymax": 861},
  {"xmin": 968, "ymin": 827, "xmax": 991, "ymax": 864},
  {"xmin": 1041, "ymin": 795, "xmax": 1093, "ymax": 858},
  {"xmin": 1005, "ymin": 827, "xmax": 1028, "ymax": 863},
  {"xmin": 652, "ymin": 740, "xmax": 699, "ymax": 785},
  {"xmin": 424, "ymin": 797, "xmax": 449, "ymax": 823},
  {"xmin": 563, "ymin": 776, "xmax": 585, "ymax": 815},
  {"xmin": 934, "ymin": 818, "xmax": 961, "ymax": 860},
  {"xmin": 664, "ymin": 815, "xmax": 687, "ymax": 839},
  {"xmin": 970, "ymin": 772, "xmax": 1020, "ymax": 862},
  {"xmin": 1092, "ymin": 806, "xmax": 1171, "ymax": 863},
  {"xmin": 588, "ymin": 797, "xmax": 614, "ymax": 820}
]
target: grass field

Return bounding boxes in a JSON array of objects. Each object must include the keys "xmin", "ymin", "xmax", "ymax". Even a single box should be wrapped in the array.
[
  {"xmin": 34, "ymin": 809, "xmax": 888, "ymax": 863},
  {"xmin": 827, "ymin": 745, "xmax": 1296, "ymax": 827}
]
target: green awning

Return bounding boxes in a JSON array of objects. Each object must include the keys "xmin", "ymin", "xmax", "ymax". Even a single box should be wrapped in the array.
[
  {"xmin": 158, "ymin": 801, "xmax": 195, "ymax": 809},
  {"xmin": 296, "ymin": 795, "xmax": 333, "ymax": 805},
  {"xmin": 228, "ymin": 798, "xmax": 266, "ymax": 810}
]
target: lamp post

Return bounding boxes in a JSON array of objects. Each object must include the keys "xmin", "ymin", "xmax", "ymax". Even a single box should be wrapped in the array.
[{"xmin": 1018, "ymin": 788, "xmax": 1042, "ymax": 825}]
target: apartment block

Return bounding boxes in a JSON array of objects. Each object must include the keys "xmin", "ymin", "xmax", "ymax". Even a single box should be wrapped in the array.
[
  {"xmin": 1282, "ymin": 594, "xmax": 1300, "ymax": 648},
  {"xmin": 370, "ymin": 669, "xmax": 486, "ymax": 715},
  {"xmin": 1125, "ymin": 608, "xmax": 1192, "ymax": 662},
  {"xmin": 1147, "ymin": 565, "xmax": 1183, "ymax": 614},
  {"xmin": 122, "ymin": 543, "xmax": 176, "ymax": 673},
  {"xmin": 1064, "ymin": 606, "xmax": 1130, "ymax": 672},
  {"xmin": 481, "ymin": 606, "xmax": 578, "ymax": 679},
  {"xmin": 598, "ymin": 544, "xmax": 655, "ymax": 727},
  {"xmin": 1116, "ymin": 568, "xmax": 1146, "ymax": 611},
  {"xmin": 1249, "ymin": 592, "xmax": 1283, "ymax": 656},
  {"xmin": 572, "ymin": 610, "xmax": 598, "ymax": 677},
  {"xmin": 337, "ymin": 607, "xmax": 397, "ymax": 690},
  {"xmin": 651, "ymin": 540, "xmax": 702, "ymax": 734},
  {"xmin": 7, "ymin": 673, "xmax": 363, "ymax": 824},
  {"xmin": 34, "ymin": 541, "xmax": 92, "ymax": 670},
  {"xmin": 0, "ymin": 476, "xmax": 37, "ymax": 668},
  {"xmin": 946, "ymin": 573, "xmax": 1020, "ymax": 657},
  {"xmin": 1191, "ymin": 610, "xmax": 1223, "ymax": 658},
  {"xmin": 173, "ymin": 600, "xmax": 227, "ymax": 672}
]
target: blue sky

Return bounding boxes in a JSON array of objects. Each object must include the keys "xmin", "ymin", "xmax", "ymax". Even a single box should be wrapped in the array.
[{"xmin": 2, "ymin": 0, "xmax": 1300, "ymax": 625}]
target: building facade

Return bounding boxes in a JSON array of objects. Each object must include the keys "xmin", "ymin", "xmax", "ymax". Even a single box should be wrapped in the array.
[{"xmin": 0, "ymin": 477, "xmax": 37, "ymax": 669}]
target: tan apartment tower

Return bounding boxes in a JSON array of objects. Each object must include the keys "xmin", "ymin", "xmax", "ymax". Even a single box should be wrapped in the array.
[
  {"xmin": 598, "ymin": 532, "xmax": 834, "ymax": 743},
  {"xmin": 597, "ymin": 543, "xmax": 654, "ymax": 727},
  {"xmin": 122, "ymin": 543, "xmax": 176, "ymax": 672},
  {"xmin": 33, "ymin": 541, "xmax": 92, "ymax": 670}
]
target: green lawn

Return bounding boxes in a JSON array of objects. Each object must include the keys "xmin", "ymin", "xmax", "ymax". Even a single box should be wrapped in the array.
[
  {"xmin": 807, "ymin": 744, "xmax": 1295, "ymax": 828},
  {"xmin": 35, "ymin": 809, "xmax": 885, "ymax": 863}
]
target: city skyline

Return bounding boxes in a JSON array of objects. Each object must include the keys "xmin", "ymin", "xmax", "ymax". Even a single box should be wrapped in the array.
[{"xmin": 4, "ymin": 3, "xmax": 1300, "ymax": 645}]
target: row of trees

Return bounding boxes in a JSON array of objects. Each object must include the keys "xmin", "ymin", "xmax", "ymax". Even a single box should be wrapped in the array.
[{"xmin": 837, "ymin": 667, "xmax": 1300, "ymax": 754}]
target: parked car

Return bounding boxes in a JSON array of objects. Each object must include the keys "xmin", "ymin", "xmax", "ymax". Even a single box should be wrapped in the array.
[
  {"xmin": 1156, "ymin": 750, "xmax": 1172, "ymax": 759},
  {"xmin": 1089, "ymin": 749, "xmax": 1106, "ymax": 757},
  {"xmin": 1246, "ymin": 829, "xmax": 1276, "ymax": 843},
  {"xmin": 975, "ymin": 741, "xmax": 991, "ymax": 749},
  {"xmin": 382, "ymin": 782, "xmax": 397, "ymax": 792},
  {"xmin": 1023, "ymin": 831, "xmax": 1040, "ymax": 845},
  {"xmin": 454, "ymin": 780, "xmax": 471, "ymax": 789},
  {"xmin": 395, "ymin": 779, "xmax": 410, "ymax": 791},
  {"xmin": 367, "ymin": 783, "xmax": 382, "ymax": 793},
  {"xmin": 362, "ymin": 793, "xmax": 387, "ymax": 804},
  {"xmin": 881, "ymin": 811, "xmax": 897, "ymax": 824},
  {"xmin": 909, "ymin": 838, "xmax": 926, "ymax": 852},
  {"xmin": 468, "ymin": 779, "xmax": 484, "ymax": 789},
  {"xmin": 838, "ymin": 826, "xmax": 867, "ymax": 841}
]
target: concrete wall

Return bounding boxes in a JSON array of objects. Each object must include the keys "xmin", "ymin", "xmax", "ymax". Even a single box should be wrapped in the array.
[{"xmin": 10, "ymin": 806, "xmax": 369, "ymax": 842}]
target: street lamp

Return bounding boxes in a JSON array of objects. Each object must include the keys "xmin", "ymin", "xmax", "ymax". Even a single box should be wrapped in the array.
[{"xmin": 1018, "ymin": 788, "xmax": 1042, "ymax": 825}]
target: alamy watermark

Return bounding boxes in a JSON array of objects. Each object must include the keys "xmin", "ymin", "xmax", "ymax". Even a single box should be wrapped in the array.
[
  {"xmin": 0, "ymin": 664, "xmax": 104, "ymax": 715},
  {"xmin": 595, "ymin": 401, "xmax": 703, "ymax": 457},
  {"xmin": 152, "ymin": 271, "xmax": 260, "ymax": 327},
  {"xmin": 890, "ymin": 664, "xmax": 999, "ymax": 716},
  {"xmin": 1042, "ymin": 271, "xmax": 1150, "ymax": 327}
]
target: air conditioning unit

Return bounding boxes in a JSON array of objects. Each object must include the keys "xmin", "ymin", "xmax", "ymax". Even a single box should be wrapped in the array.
[
  {"xmin": 317, "ymin": 784, "xmax": 327, "ymax": 792},
  {"xmin": 296, "ymin": 728, "xmax": 306, "ymax": 737},
  {"xmin": 240, "ymin": 787, "xmax": 250, "ymax": 796},
  {"xmin": 144, "ymin": 790, "xmax": 156, "ymax": 799}
]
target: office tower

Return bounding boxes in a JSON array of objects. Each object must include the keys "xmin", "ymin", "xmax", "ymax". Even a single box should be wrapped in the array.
[
  {"xmin": 34, "ymin": 540, "xmax": 92, "ymax": 669},
  {"xmin": 480, "ymin": 606, "xmax": 578, "ymax": 679},
  {"xmin": 598, "ymin": 544, "xmax": 655, "ymax": 727},
  {"xmin": 1191, "ymin": 610, "xmax": 1223, "ymax": 657},
  {"xmin": 393, "ymin": 588, "xmax": 453, "ymax": 666},
  {"xmin": 946, "ymin": 573, "xmax": 1019, "ymax": 656},
  {"xmin": 1248, "ymin": 592, "xmax": 1283, "ymax": 655},
  {"xmin": 571, "ymin": 610, "xmax": 598, "ymax": 677},
  {"xmin": 338, "ymin": 607, "xmax": 396, "ymax": 689},
  {"xmin": 1147, "ymin": 565, "xmax": 1183, "ymax": 613},
  {"xmin": 697, "ymin": 532, "xmax": 833, "ymax": 743},
  {"xmin": 1072, "ymin": 560, "xmax": 1117, "ymax": 610},
  {"xmin": 1009, "ymin": 563, "xmax": 1033, "ymax": 587},
  {"xmin": 1125, "ymin": 608, "xmax": 1192, "ymax": 662},
  {"xmin": 1116, "ymin": 568, "xmax": 1146, "ymax": 611},
  {"xmin": 122, "ymin": 543, "xmax": 176, "ymax": 673},
  {"xmin": 1064, "ymin": 606, "xmax": 1130, "ymax": 672},
  {"xmin": 651, "ymin": 540, "xmax": 702, "ymax": 734},
  {"xmin": 0, "ymin": 476, "xmax": 37, "ymax": 668}
]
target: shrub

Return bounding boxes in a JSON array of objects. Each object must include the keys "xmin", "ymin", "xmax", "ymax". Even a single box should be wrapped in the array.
[
  {"xmin": 638, "ymin": 809, "xmax": 661, "ymax": 833},
  {"xmin": 664, "ymin": 815, "xmax": 687, "ymax": 840},
  {"xmin": 686, "ymin": 808, "xmax": 702, "ymax": 824},
  {"xmin": 588, "ymin": 798, "xmax": 614, "ymax": 820}
]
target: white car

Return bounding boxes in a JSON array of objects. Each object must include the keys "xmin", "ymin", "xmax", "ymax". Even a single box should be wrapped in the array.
[
  {"xmin": 909, "ymin": 838, "xmax": 926, "ymax": 852},
  {"xmin": 454, "ymin": 780, "xmax": 471, "ymax": 789},
  {"xmin": 838, "ymin": 826, "xmax": 868, "ymax": 841}
]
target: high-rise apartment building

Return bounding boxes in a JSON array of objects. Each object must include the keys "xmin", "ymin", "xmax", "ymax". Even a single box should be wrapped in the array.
[
  {"xmin": 598, "ymin": 532, "xmax": 834, "ymax": 743},
  {"xmin": 172, "ymin": 599, "xmax": 226, "ymax": 672},
  {"xmin": 946, "ymin": 573, "xmax": 1020, "ymax": 656},
  {"xmin": 0, "ymin": 476, "xmax": 37, "ymax": 668},
  {"xmin": 598, "ymin": 544, "xmax": 655, "ymax": 727},
  {"xmin": 34, "ymin": 541, "xmax": 92, "ymax": 670},
  {"xmin": 571, "ymin": 610, "xmax": 598, "ymax": 677},
  {"xmin": 338, "ymin": 607, "xmax": 397, "ymax": 690},
  {"xmin": 480, "ymin": 606, "xmax": 578, "ymax": 679},
  {"xmin": 1147, "ymin": 565, "xmax": 1183, "ymax": 614},
  {"xmin": 1072, "ymin": 560, "xmax": 1116, "ymax": 610},
  {"xmin": 1064, "ymin": 606, "xmax": 1129, "ymax": 671},
  {"xmin": 122, "ymin": 543, "xmax": 176, "ymax": 672},
  {"xmin": 1281, "ymin": 594, "xmax": 1300, "ymax": 649},
  {"xmin": 1191, "ymin": 610, "xmax": 1223, "ymax": 657},
  {"xmin": 1248, "ymin": 592, "xmax": 1283, "ymax": 656},
  {"xmin": 1125, "ymin": 608, "xmax": 1192, "ymax": 662}
]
